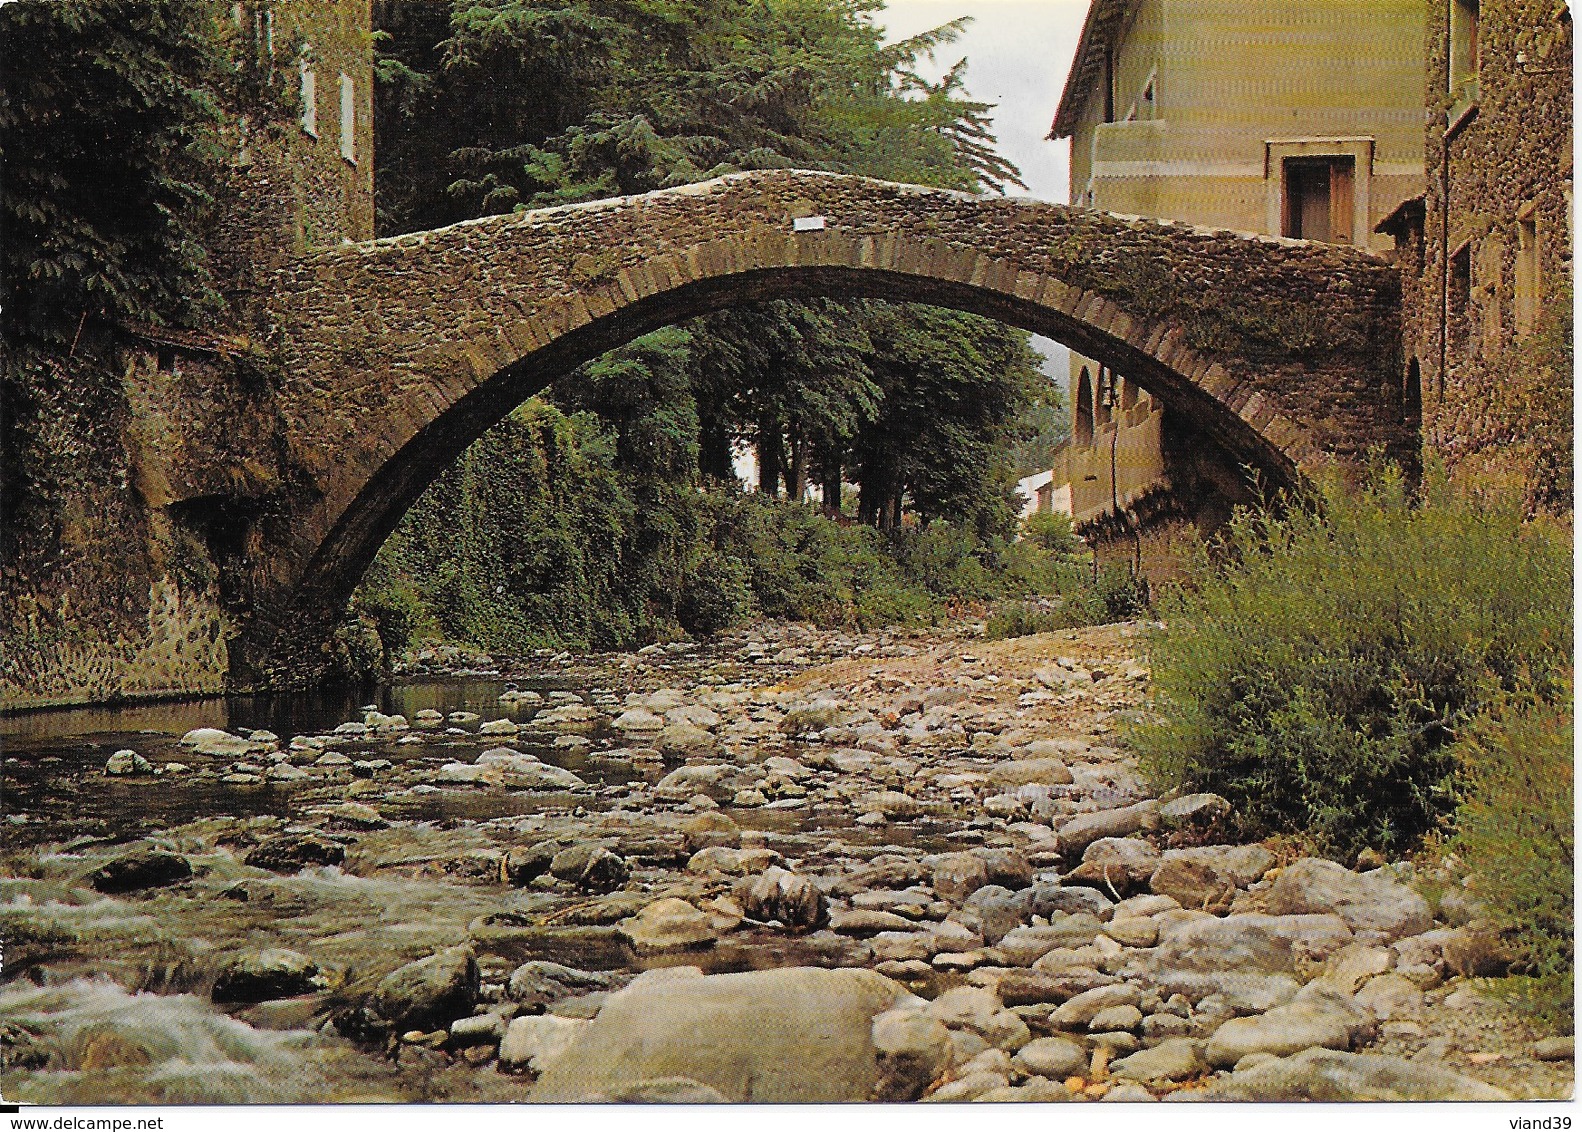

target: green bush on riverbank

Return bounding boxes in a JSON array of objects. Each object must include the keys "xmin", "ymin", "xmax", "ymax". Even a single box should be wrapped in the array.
[
  {"xmin": 1452, "ymin": 696, "xmax": 1574, "ymax": 1028},
  {"xmin": 1131, "ymin": 466, "xmax": 1572, "ymax": 859}
]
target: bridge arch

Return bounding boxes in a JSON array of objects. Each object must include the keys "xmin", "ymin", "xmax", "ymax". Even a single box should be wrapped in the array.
[{"xmin": 247, "ymin": 170, "xmax": 1406, "ymax": 683}]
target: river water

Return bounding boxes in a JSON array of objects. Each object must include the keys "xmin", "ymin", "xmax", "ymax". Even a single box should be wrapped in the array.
[{"xmin": 1, "ymin": 626, "xmax": 984, "ymax": 1102}]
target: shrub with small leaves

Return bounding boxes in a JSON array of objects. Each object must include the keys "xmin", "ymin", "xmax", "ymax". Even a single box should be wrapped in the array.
[{"xmin": 1131, "ymin": 464, "xmax": 1572, "ymax": 858}]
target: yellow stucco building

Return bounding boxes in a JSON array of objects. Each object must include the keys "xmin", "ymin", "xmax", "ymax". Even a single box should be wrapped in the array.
[{"xmin": 1046, "ymin": 0, "xmax": 1428, "ymax": 536}]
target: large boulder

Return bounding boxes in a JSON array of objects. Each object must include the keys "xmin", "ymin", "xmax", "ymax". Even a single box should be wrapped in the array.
[
  {"xmin": 1204, "ymin": 1001, "xmax": 1358, "ymax": 1067},
  {"xmin": 733, "ymin": 867, "xmax": 827, "ymax": 932},
  {"xmin": 370, "ymin": 946, "xmax": 478, "ymax": 1032},
  {"xmin": 617, "ymin": 898, "xmax": 718, "ymax": 953},
  {"xmin": 211, "ymin": 948, "xmax": 325, "ymax": 1004},
  {"xmin": 1152, "ymin": 913, "xmax": 1354, "ymax": 973},
  {"xmin": 87, "ymin": 848, "xmax": 192, "ymax": 893},
  {"xmin": 244, "ymin": 831, "xmax": 346, "ymax": 873},
  {"xmin": 1265, "ymin": 859, "xmax": 1433, "ymax": 942},
  {"xmin": 1056, "ymin": 801, "xmax": 1159, "ymax": 855},
  {"xmin": 529, "ymin": 967, "xmax": 909, "ymax": 1102},
  {"xmin": 1197, "ymin": 1048, "xmax": 1511, "ymax": 1101}
]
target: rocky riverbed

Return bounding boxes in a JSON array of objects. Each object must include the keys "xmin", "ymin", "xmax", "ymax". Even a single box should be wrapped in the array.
[{"xmin": 1, "ymin": 619, "xmax": 1572, "ymax": 1103}]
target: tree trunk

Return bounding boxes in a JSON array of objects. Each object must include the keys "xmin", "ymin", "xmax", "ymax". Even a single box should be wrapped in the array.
[
  {"xmin": 787, "ymin": 431, "xmax": 808, "ymax": 502},
  {"xmin": 757, "ymin": 417, "xmax": 783, "ymax": 497},
  {"xmin": 698, "ymin": 416, "xmax": 732, "ymax": 481},
  {"xmin": 820, "ymin": 450, "xmax": 842, "ymax": 517}
]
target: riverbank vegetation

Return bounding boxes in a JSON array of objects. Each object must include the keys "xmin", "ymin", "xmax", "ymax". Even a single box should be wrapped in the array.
[{"xmin": 1132, "ymin": 465, "xmax": 1572, "ymax": 1022}]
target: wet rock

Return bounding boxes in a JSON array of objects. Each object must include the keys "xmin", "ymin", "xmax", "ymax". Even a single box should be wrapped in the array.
[
  {"xmin": 506, "ymin": 961, "xmax": 612, "ymax": 1010},
  {"xmin": 244, "ymin": 831, "xmax": 346, "ymax": 873},
  {"xmin": 104, "ymin": 750, "xmax": 154, "ymax": 776},
  {"xmin": 1110, "ymin": 1038, "xmax": 1209, "ymax": 1087},
  {"xmin": 87, "ymin": 848, "xmax": 192, "ymax": 893},
  {"xmin": 530, "ymin": 967, "xmax": 907, "ymax": 1102},
  {"xmin": 1264, "ymin": 858, "xmax": 1432, "ymax": 942},
  {"xmin": 617, "ymin": 898, "xmax": 718, "ymax": 953},
  {"xmin": 478, "ymin": 718, "xmax": 519, "ymax": 736},
  {"xmin": 871, "ymin": 1008, "xmax": 954, "ymax": 1101},
  {"xmin": 734, "ymin": 867, "xmax": 827, "ymax": 932},
  {"xmin": 1012, "ymin": 1035, "xmax": 1088, "ymax": 1080},
  {"xmin": 549, "ymin": 844, "xmax": 629, "ymax": 894},
  {"xmin": 370, "ymin": 946, "xmax": 479, "ymax": 1033},
  {"xmin": 326, "ymin": 801, "xmax": 389, "ymax": 830},
  {"xmin": 1149, "ymin": 856, "xmax": 1236, "ymax": 912},
  {"xmin": 212, "ymin": 948, "xmax": 325, "ymax": 1004},
  {"xmin": 499, "ymin": 1014, "xmax": 587, "ymax": 1074},
  {"xmin": 1056, "ymin": 801, "xmax": 1160, "ymax": 855},
  {"xmin": 179, "ymin": 727, "xmax": 255, "ymax": 756},
  {"xmin": 502, "ymin": 841, "xmax": 559, "ymax": 886},
  {"xmin": 1197, "ymin": 1048, "xmax": 1511, "ymax": 1101}
]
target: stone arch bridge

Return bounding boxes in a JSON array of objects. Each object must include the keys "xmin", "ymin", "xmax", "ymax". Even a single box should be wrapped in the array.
[{"xmin": 228, "ymin": 169, "xmax": 1404, "ymax": 684}]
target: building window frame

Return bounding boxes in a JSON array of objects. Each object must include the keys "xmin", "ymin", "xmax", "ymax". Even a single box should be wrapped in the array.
[
  {"xmin": 1265, "ymin": 137, "xmax": 1374, "ymax": 245},
  {"xmin": 339, "ymin": 72, "xmax": 356, "ymax": 164},
  {"xmin": 1449, "ymin": 0, "xmax": 1481, "ymax": 105},
  {"xmin": 1448, "ymin": 238, "xmax": 1474, "ymax": 355},
  {"xmin": 1075, "ymin": 367, "xmax": 1095, "ymax": 447},
  {"xmin": 299, "ymin": 55, "xmax": 318, "ymax": 137},
  {"xmin": 1515, "ymin": 202, "xmax": 1542, "ymax": 337}
]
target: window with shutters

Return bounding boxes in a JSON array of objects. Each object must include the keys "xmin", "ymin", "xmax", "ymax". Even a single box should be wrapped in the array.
[{"xmin": 1281, "ymin": 157, "xmax": 1355, "ymax": 244}]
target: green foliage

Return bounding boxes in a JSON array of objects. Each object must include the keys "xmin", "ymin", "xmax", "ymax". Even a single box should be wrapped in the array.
[
  {"xmin": 1022, "ymin": 511, "xmax": 1082, "ymax": 556},
  {"xmin": 984, "ymin": 562, "xmax": 1148, "ymax": 639},
  {"xmin": 1005, "ymin": 377, "xmax": 1070, "ymax": 477},
  {"xmin": 0, "ymin": 0, "xmax": 230, "ymax": 343},
  {"xmin": 853, "ymin": 304, "xmax": 1044, "ymax": 532},
  {"xmin": 374, "ymin": 0, "xmax": 1021, "ymax": 232},
  {"xmin": 1131, "ymin": 466, "xmax": 1573, "ymax": 858},
  {"xmin": 1491, "ymin": 283, "xmax": 1573, "ymax": 514},
  {"xmin": 1453, "ymin": 695, "xmax": 1574, "ymax": 1029},
  {"xmin": 359, "ymin": 398, "xmax": 635, "ymax": 652}
]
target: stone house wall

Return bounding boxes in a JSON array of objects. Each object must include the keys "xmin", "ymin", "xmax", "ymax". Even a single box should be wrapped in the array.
[{"xmin": 1407, "ymin": 0, "xmax": 1572, "ymax": 501}]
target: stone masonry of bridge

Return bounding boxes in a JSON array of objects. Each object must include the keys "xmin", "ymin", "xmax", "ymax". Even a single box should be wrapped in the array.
[
  {"xmin": 251, "ymin": 170, "xmax": 1406, "ymax": 685},
  {"xmin": 2, "ymin": 170, "xmax": 1408, "ymax": 703}
]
